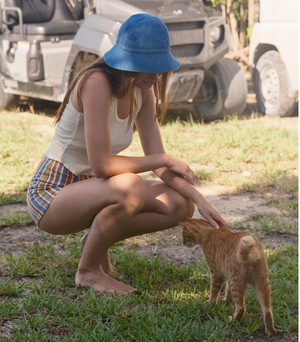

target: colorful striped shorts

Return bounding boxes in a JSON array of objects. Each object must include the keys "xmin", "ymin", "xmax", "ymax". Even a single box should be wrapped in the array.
[{"xmin": 27, "ymin": 157, "xmax": 94, "ymax": 226}]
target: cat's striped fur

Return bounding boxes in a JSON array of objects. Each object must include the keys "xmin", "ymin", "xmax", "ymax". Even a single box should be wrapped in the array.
[{"xmin": 180, "ymin": 218, "xmax": 276, "ymax": 336}]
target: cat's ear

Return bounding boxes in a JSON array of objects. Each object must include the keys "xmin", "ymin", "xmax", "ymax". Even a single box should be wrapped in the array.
[{"xmin": 179, "ymin": 221, "xmax": 191, "ymax": 231}]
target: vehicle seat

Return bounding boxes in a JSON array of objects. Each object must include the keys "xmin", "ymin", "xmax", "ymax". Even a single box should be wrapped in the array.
[
  {"xmin": 12, "ymin": 21, "xmax": 79, "ymax": 36},
  {"xmin": 5, "ymin": 0, "xmax": 82, "ymax": 37},
  {"xmin": 5, "ymin": 0, "xmax": 56, "ymax": 24}
]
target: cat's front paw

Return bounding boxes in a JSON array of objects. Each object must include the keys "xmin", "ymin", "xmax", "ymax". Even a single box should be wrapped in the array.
[
  {"xmin": 223, "ymin": 296, "xmax": 231, "ymax": 302},
  {"xmin": 266, "ymin": 326, "xmax": 277, "ymax": 337},
  {"xmin": 234, "ymin": 307, "xmax": 245, "ymax": 321},
  {"xmin": 208, "ymin": 298, "xmax": 217, "ymax": 306}
]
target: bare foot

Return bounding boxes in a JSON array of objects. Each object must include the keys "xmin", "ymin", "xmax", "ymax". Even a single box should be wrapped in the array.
[
  {"xmin": 75, "ymin": 269, "xmax": 136, "ymax": 295},
  {"xmin": 101, "ymin": 254, "xmax": 119, "ymax": 275},
  {"xmin": 80, "ymin": 233, "xmax": 118, "ymax": 275}
]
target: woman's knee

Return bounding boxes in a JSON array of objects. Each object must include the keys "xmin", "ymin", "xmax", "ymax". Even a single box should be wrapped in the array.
[
  {"xmin": 111, "ymin": 173, "xmax": 147, "ymax": 212},
  {"xmin": 160, "ymin": 191, "xmax": 195, "ymax": 222},
  {"xmin": 176, "ymin": 196, "xmax": 195, "ymax": 221}
]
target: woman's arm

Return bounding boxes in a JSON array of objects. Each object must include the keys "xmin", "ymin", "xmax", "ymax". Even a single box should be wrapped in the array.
[
  {"xmin": 135, "ymin": 88, "xmax": 227, "ymax": 229},
  {"xmin": 80, "ymin": 73, "xmax": 192, "ymax": 180}
]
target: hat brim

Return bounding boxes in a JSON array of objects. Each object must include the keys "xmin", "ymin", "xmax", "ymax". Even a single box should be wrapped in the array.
[{"xmin": 104, "ymin": 44, "xmax": 180, "ymax": 73}]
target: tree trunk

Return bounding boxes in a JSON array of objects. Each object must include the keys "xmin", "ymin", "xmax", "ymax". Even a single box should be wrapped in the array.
[
  {"xmin": 248, "ymin": 0, "xmax": 255, "ymax": 27},
  {"xmin": 221, "ymin": 3, "xmax": 226, "ymax": 21},
  {"xmin": 227, "ymin": 0, "xmax": 240, "ymax": 51},
  {"xmin": 240, "ymin": 0, "xmax": 246, "ymax": 48}
]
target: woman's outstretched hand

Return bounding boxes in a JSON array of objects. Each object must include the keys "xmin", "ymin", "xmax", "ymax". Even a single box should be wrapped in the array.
[
  {"xmin": 164, "ymin": 154, "xmax": 227, "ymax": 229},
  {"xmin": 166, "ymin": 155, "xmax": 195, "ymax": 186},
  {"xmin": 196, "ymin": 194, "xmax": 228, "ymax": 229}
]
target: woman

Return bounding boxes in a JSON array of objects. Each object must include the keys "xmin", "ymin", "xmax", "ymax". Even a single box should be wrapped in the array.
[{"xmin": 27, "ymin": 13, "xmax": 227, "ymax": 295}]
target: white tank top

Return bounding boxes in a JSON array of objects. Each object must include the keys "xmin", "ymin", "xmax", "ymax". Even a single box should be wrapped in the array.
[{"xmin": 45, "ymin": 88, "xmax": 142, "ymax": 176}]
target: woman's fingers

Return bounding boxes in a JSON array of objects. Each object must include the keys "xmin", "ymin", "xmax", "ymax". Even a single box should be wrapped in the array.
[
  {"xmin": 187, "ymin": 166, "xmax": 195, "ymax": 184},
  {"xmin": 211, "ymin": 210, "xmax": 228, "ymax": 228},
  {"xmin": 183, "ymin": 166, "xmax": 195, "ymax": 186},
  {"xmin": 206, "ymin": 216, "xmax": 220, "ymax": 229},
  {"xmin": 167, "ymin": 156, "xmax": 196, "ymax": 185},
  {"xmin": 170, "ymin": 163, "xmax": 195, "ymax": 185},
  {"xmin": 198, "ymin": 206, "xmax": 228, "ymax": 230}
]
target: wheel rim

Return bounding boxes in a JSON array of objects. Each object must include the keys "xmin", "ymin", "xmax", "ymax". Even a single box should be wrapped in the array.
[
  {"xmin": 196, "ymin": 71, "xmax": 218, "ymax": 108},
  {"xmin": 259, "ymin": 65, "xmax": 280, "ymax": 109}
]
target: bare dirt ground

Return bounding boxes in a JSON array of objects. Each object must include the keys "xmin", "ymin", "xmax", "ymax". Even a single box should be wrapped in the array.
[{"xmin": 0, "ymin": 76, "xmax": 298, "ymax": 341}]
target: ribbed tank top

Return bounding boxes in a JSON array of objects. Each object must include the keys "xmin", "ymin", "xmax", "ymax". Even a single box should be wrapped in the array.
[{"xmin": 45, "ymin": 88, "xmax": 142, "ymax": 176}]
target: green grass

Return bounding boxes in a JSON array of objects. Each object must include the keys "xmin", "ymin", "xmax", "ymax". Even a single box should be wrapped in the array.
[
  {"xmin": 0, "ymin": 112, "xmax": 298, "ymax": 194},
  {"xmin": 0, "ymin": 112, "xmax": 54, "ymax": 194},
  {"xmin": 0, "ymin": 211, "xmax": 33, "ymax": 228},
  {"xmin": 0, "ymin": 240, "xmax": 297, "ymax": 341},
  {"xmin": 0, "ymin": 112, "xmax": 298, "ymax": 340},
  {"xmin": 127, "ymin": 116, "xmax": 298, "ymax": 190},
  {"xmin": 0, "ymin": 192, "xmax": 27, "ymax": 205},
  {"xmin": 263, "ymin": 185, "xmax": 298, "ymax": 218},
  {"xmin": 228, "ymin": 213, "xmax": 298, "ymax": 236},
  {"xmin": 248, "ymin": 213, "xmax": 298, "ymax": 235}
]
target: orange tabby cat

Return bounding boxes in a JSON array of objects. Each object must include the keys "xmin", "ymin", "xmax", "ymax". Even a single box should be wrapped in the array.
[{"xmin": 180, "ymin": 218, "xmax": 276, "ymax": 336}]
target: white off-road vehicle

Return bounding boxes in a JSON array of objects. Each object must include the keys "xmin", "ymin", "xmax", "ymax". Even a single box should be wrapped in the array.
[
  {"xmin": 249, "ymin": 0, "xmax": 298, "ymax": 117},
  {"xmin": 0, "ymin": 0, "xmax": 248, "ymax": 121}
]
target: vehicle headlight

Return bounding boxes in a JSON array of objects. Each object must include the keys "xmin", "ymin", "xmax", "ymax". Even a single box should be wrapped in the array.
[{"xmin": 209, "ymin": 26, "xmax": 222, "ymax": 43}]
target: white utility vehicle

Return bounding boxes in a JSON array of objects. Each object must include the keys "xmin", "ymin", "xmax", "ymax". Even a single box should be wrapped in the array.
[
  {"xmin": 0, "ymin": 0, "xmax": 248, "ymax": 120},
  {"xmin": 249, "ymin": 0, "xmax": 298, "ymax": 116}
]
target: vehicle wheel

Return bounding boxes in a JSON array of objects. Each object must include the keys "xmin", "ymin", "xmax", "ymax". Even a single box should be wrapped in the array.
[
  {"xmin": 0, "ymin": 82, "xmax": 19, "ymax": 110},
  {"xmin": 253, "ymin": 50, "xmax": 297, "ymax": 117},
  {"xmin": 193, "ymin": 58, "xmax": 248, "ymax": 121}
]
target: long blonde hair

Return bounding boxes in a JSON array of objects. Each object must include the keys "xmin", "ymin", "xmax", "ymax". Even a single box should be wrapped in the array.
[{"xmin": 54, "ymin": 57, "xmax": 171, "ymax": 126}]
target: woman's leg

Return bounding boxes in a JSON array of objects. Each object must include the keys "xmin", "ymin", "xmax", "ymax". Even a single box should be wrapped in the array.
[
  {"xmin": 39, "ymin": 173, "xmax": 147, "ymax": 294},
  {"xmin": 80, "ymin": 179, "xmax": 195, "ymax": 243},
  {"xmin": 114, "ymin": 179, "xmax": 195, "ymax": 241},
  {"xmin": 81, "ymin": 179, "xmax": 195, "ymax": 269},
  {"xmin": 40, "ymin": 175, "xmax": 194, "ymax": 294}
]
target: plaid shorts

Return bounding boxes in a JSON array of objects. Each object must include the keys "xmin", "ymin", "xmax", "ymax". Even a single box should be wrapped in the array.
[{"xmin": 27, "ymin": 157, "xmax": 94, "ymax": 226}]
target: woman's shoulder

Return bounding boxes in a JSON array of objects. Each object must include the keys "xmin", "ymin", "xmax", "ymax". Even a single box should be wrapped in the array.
[
  {"xmin": 83, "ymin": 72, "xmax": 111, "ymax": 89},
  {"xmin": 80, "ymin": 71, "xmax": 113, "ymax": 103}
]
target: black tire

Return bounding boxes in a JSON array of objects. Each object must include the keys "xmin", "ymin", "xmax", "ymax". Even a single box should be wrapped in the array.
[
  {"xmin": 193, "ymin": 58, "xmax": 248, "ymax": 121},
  {"xmin": 0, "ymin": 81, "xmax": 19, "ymax": 110},
  {"xmin": 253, "ymin": 50, "xmax": 297, "ymax": 117}
]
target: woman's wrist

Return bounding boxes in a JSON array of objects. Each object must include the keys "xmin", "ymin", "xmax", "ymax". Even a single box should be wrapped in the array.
[
  {"xmin": 193, "ymin": 190, "xmax": 207, "ymax": 207},
  {"xmin": 160, "ymin": 153, "xmax": 170, "ymax": 168}
]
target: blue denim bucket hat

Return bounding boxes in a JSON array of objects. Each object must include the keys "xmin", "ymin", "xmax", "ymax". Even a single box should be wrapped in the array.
[{"xmin": 104, "ymin": 13, "xmax": 180, "ymax": 73}]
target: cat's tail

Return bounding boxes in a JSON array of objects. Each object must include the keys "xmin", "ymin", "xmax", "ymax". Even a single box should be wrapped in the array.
[{"xmin": 238, "ymin": 236, "xmax": 255, "ymax": 261}]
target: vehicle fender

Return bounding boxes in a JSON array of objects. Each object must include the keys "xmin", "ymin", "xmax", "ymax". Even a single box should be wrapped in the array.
[
  {"xmin": 249, "ymin": 22, "xmax": 298, "ymax": 94},
  {"xmin": 70, "ymin": 14, "xmax": 121, "ymax": 62},
  {"xmin": 55, "ymin": 14, "xmax": 121, "ymax": 101}
]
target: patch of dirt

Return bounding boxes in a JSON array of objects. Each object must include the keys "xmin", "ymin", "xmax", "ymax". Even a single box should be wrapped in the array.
[
  {"xmin": 244, "ymin": 332, "xmax": 298, "ymax": 342},
  {"xmin": 0, "ymin": 203, "xmax": 28, "ymax": 215},
  {"xmin": 0, "ymin": 224, "xmax": 55, "ymax": 258},
  {"xmin": 0, "ymin": 186, "xmax": 297, "ymax": 261}
]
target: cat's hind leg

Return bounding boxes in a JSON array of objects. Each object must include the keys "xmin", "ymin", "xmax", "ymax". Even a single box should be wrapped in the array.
[
  {"xmin": 253, "ymin": 280, "xmax": 277, "ymax": 336},
  {"xmin": 209, "ymin": 274, "xmax": 224, "ymax": 305},
  {"xmin": 230, "ymin": 278, "xmax": 247, "ymax": 321},
  {"xmin": 223, "ymin": 280, "xmax": 232, "ymax": 302}
]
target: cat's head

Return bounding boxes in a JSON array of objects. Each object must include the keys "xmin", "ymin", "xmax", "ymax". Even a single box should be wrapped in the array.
[{"xmin": 180, "ymin": 218, "xmax": 214, "ymax": 248}]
